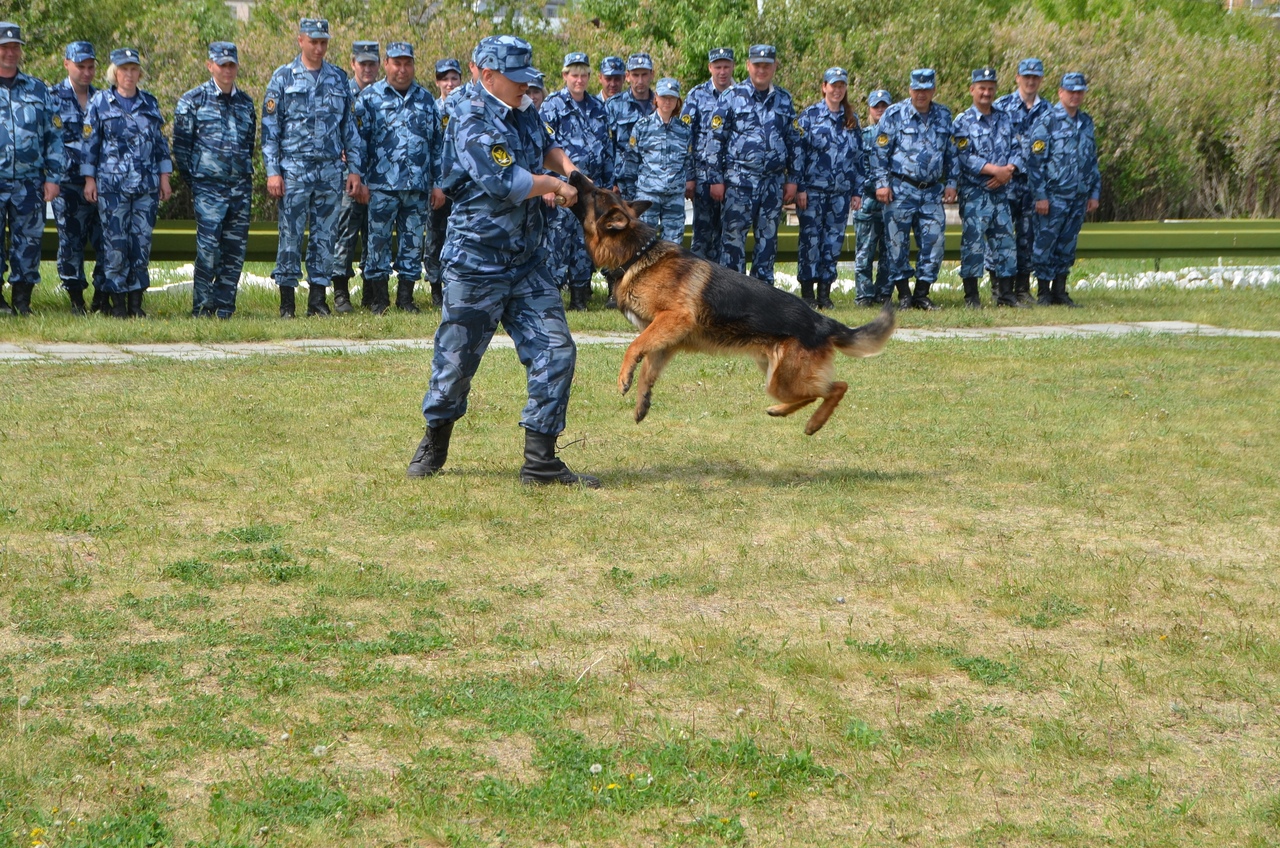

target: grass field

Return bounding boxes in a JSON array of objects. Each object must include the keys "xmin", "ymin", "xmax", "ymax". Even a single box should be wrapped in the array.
[{"xmin": 2, "ymin": 277, "xmax": 1279, "ymax": 846}]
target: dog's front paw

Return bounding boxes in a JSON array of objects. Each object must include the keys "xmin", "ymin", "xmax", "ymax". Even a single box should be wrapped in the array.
[{"xmin": 619, "ymin": 373, "xmax": 633, "ymax": 395}]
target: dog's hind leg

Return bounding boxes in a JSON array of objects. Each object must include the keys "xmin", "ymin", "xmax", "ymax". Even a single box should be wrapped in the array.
[
  {"xmin": 619, "ymin": 313, "xmax": 693, "ymax": 395},
  {"xmin": 766, "ymin": 398, "xmax": 818, "ymax": 417},
  {"xmin": 803, "ymin": 381, "xmax": 848, "ymax": 435},
  {"xmin": 633, "ymin": 348, "xmax": 674, "ymax": 423}
]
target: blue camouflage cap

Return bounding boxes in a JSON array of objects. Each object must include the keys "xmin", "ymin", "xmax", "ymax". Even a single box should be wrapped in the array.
[
  {"xmin": 435, "ymin": 58, "xmax": 461, "ymax": 76},
  {"xmin": 823, "ymin": 67, "xmax": 848, "ymax": 85},
  {"xmin": 528, "ymin": 70, "xmax": 545, "ymax": 90},
  {"xmin": 909, "ymin": 68, "xmax": 936, "ymax": 90},
  {"xmin": 299, "ymin": 18, "xmax": 330, "ymax": 39},
  {"xmin": 654, "ymin": 77, "xmax": 680, "ymax": 97},
  {"xmin": 386, "ymin": 42, "xmax": 413, "ymax": 59},
  {"xmin": 626, "ymin": 52, "xmax": 653, "ymax": 71},
  {"xmin": 600, "ymin": 55, "xmax": 624, "ymax": 76},
  {"xmin": 563, "ymin": 51, "xmax": 589, "ymax": 69},
  {"xmin": 0, "ymin": 23, "xmax": 24, "ymax": 45},
  {"xmin": 474, "ymin": 35, "xmax": 540, "ymax": 85},
  {"xmin": 748, "ymin": 44, "xmax": 776, "ymax": 64},
  {"xmin": 971, "ymin": 67, "xmax": 997, "ymax": 84},
  {"xmin": 110, "ymin": 47, "xmax": 141, "ymax": 66},
  {"xmin": 352, "ymin": 41, "xmax": 379, "ymax": 62},
  {"xmin": 708, "ymin": 47, "xmax": 734, "ymax": 63},
  {"xmin": 208, "ymin": 42, "xmax": 238, "ymax": 65},
  {"xmin": 1018, "ymin": 58, "xmax": 1044, "ymax": 77},
  {"xmin": 65, "ymin": 41, "xmax": 95, "ymax": 62},
  {"xmin": 867, "ymin": 88, "xmax": 893, "ymax": 106},
  {"xmin": 1060, "ymin": 72, "xmax": 1088, "ymax": 91}
]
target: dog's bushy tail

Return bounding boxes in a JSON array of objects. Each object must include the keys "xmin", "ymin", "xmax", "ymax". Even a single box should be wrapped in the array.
[{"xmin": 833, "ymin": 304, "xmax": 896, "ymax": 358}]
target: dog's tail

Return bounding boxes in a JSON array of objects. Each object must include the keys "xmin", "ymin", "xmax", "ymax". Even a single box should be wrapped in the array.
[{"xmin": 833, "ymin": 304, "xmax": 897, "ymax": 358}]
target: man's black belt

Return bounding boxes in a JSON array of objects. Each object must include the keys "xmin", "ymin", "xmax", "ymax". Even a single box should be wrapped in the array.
[{"xmin": 890, "ymin": 172, "xmax": 939, "ymax": 190}]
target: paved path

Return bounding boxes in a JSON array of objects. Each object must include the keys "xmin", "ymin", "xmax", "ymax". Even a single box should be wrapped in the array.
[{"xmin": 1, "ymin": 321, "xmax": 1277, "ymax": 364}]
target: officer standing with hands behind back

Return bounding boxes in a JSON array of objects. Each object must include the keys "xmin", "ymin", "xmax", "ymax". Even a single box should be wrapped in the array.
[
  {"xmin": 330, "ymin": 40, "xmax": 380, "ymax": 313},
  {"xmin": 51, "ymin": 41, "xmax": 105, "ymax": 315}
]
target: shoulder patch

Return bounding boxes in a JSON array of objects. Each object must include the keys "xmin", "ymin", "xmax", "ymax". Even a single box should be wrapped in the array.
[
  {"xmin": 681, "ymin": 114, "xmax": 691, "ymax": 125},
  {"xmin": 265, "ymin": 98, "xmax": 276, "ymax": 115},
  {"xmin": 876, "ymin": 133, "xmax": 889, "ymax": 147},
  {"xmin": 955, "ymin": 137, "xmax": 968, "ymax": 149},
  {"xmin": 82, "ymin": 123, "xmax": 92, "ymax": 139},
  {"xmin": 628, "ymin": 135, "xmax": 637, "ymax": 147},
  {"xmin": 710, "ymin": 114, "xmax": 723, "ymax": 130},
  {"xmin": 1031, "ymin": 139, "xmax": 1046, "ymax": 154},
  {"xmin": 792, "ymin": 117, "xmax": 803, "ymax": 135},
  {"xmin": 491, "ymin": 145, "xmax": 513, "ymax": 167},
  {"xmin": 441, "ymin": 114, "xmax": 449, "ymax": 129},
  {"xmin": 545, "ymin": 121, "xmax": 554, "ymax": 137},
  {"xmin": 52, "ymin": 115, "xmax": 62, "ymax": 129}
]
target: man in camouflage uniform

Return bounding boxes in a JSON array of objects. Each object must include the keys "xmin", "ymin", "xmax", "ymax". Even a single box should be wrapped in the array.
[
  {"xmin": 329, "ymin": 40, "xmax": 379, "ymax": 313},
  {"xmin": 424, "ymin": 57, "xmax": 464, "ymax": 308},
  {"xmin": 707, "ymin": 44, "xmax": 801, "ymax": 286},
  {"xmin": 598, "ymin": 56, "xmax": 624, "ymax": 102},
  {"xmin": 854, "ymin": 89, "xmax": 892, "ymax": 306},
  {"xmin": 682, "ymin": 47, "xmax": 735, "ymax": 262},
  {"xmin": 541, "ymin": 50, "xmax": 612, "ymax": 310},
  {"xmin": 871, "ymin": 68, "xmax": 957, "ymax": 310},
  {"xmin": 355, "ymin": 41, "xmax": 441, "ymax": 315},
  {"xmin": 605, "ymin": 52, "xmax": 655, "ymax": 200},
  {"xmin": 261, "ymin": 18, "xmax": 364, "ymax": 318},
  {"xmin": 50, "ymin": 41, "xmax": 105, "ymax": 314},
  {"xmin": 407, "ymin": 36, "xmax": 598, "ymax": 488},
  {"xmin": 993, "ymin": 58, "xmax": 1050, "ymax": 304},
  {"xmin": 1028, "ymin": 72, "xmax": 1100, "ymax": 308},
  {"xmin": 173, "ymin": 42, "xmax": 256, "ymax": 319},
  {"xmin": 0, "ymin": 22, "xmax": 63, "ymax": 317},
  {"xmin": 952, "ymin": 67, "xmax": 1023, "ymax": 309}
]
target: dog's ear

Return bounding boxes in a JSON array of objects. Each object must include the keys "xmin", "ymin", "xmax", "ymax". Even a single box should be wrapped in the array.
[
  {"xmin": 629, "ymin": 200, "xmax": 653, "ymax": 217},
  {"xmin": 601, "ymin": 209, "xmax": 631, "ymax": 231}
]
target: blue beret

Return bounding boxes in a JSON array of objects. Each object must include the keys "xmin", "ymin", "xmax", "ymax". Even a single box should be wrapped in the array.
[
  {"xmin": 909, "ymin": 68, "xmax": 936, "ymax": 90},
  {"xmin": 867, "ymin": 89, "xmax": 893, "ymax": 106},
  {"xmin": 435, "ymin": 58, "xmax": 461, "ymax": 76},
  {"xmin": 823, "ymin": 67, "xmax": 848, "ymax": 85},
  {"xmin": 600, "ymin": 56, "xmax": 625, "ymax": 76},
  {"xmin": 626, "ymin": 52, "xmax": 653, "ymax": 71},
  {"xmin": 65, "ymin": 41, "xmax": 95, "ymax": 62},
  {"xmin": 0, "ymin": 23, "xmax": 24, "ymax": 46},
  {"xmin": 708, "ymin": 47, "xmax": 734, "ymax": 63},
  {"xmin": 208, "ymin": 42, "xmax": 238, "ymax": 65},
  {"xmin": 299, "ymin": 18, "xmax": 330, "ymax": 39},
  {"xmin": 1018, "ymin": 58, "xmax": 1044, "ymax": 77},
  {"xmin": 748, "ymin": 44, "xmax": 776, "ymax": 64},
  {"xmin": 386, "ymin": 42, "xmax": 413, "ymax": 59},
  {"xmin": 110, "ymin": 47, "xmax": 141, "ymax": 66},
  {"xmin": 1060, "ymin": 72, "xmax": 1088, "ymax": 92},
  {"xmin": 475, "ymin": 35, "xmax": 539, "ymax": 85},
  {"xmin": 971, "ymin": 67, "xmax": 997, "ymax": 84}
]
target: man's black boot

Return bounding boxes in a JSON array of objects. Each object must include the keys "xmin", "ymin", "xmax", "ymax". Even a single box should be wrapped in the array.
[
  {"xmin": 604, "ymin": 279, "xmax": 617, "ymax": 309},
  {"xmin": 90, "ymin": 287, "xmax": 109, "ymax": 314},
  {"xmin": 1014, "ymin": 271, "xmax": 1033, "ymax": 304},
  {"xmin": 407, "ymin": 421, "xmax": 455, "ymax": 478},
  {"xmin": 894, "ymin": 278, "xmax": 913, "ymax": 310},
  {"xmin": 996, "ymin": 275, "xmax": 1027, "ymax": 308},
  {"xmin": 0, "ymin": 288, "xmax": 14, "ymax": 316},
  {"xmin": 520, "ymin": 430, "xmax": 601, "ymax": 488},
  {"xmin": 567, "ymin": 284, "xmax": 589, "ymax": 311},
  {"xmin": 126, "ymin": 289, "xmax": 146, "ymax": 318},
  {"xmin": 962, "ymin": 276, "xmax": 981, "ymax": 308},
  {"xmin": 332, "ymin": 278, "xmax": 354, "ymax": 313},
  {"xmin": 1036, "ymin": 277, "xmax": 1052, "ymax": 306},
  {"xmin": 1051, "ymin": 273, "xmax": 1081, "ymax": 308},
  {"xmin": 430, "ymin": 280, "xmax": 443, "ymax": 308},
  {"xmin": 68, "ymin": 288, "xmax": 87, "ymax": 316},
  {"xmin": 911, "ymin": 282, "xmax": 937, "ymax": 311},
  {"xmin": 395, "ymin": 278, "xmax": 421, "ymax": 313},
  {"xmin": 279, "ymin": 286, "xmax": 296, "ymax": 318},
  {"xmin": 12, "ymin": 283, "xmax": 34, "ymax": 316},
  {"xmin": 306, "ymin": 284, "xmax": 331, "ymax": 317},
  {"xmin": 799, "ymin": 279, "xmax": 816, "ymax": 309},
  {"xmin": 817, "ymin": 280, "xmax": 835, "ymax": 310},
  {"xmin": 368, "ymin": 279, "xmax": 390, "ymax": 315},
  {"xmin": 111, "ymin": 291, "xmax": 129, "ymax": 319}
]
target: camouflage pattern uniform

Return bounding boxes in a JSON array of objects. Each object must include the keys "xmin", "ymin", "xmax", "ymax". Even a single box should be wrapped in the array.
[
  {"xmin": 540, "ymin": 53, "xmax": 613, "ymax": 304},
  {"xmin": 50, "ymin": 42, "xmax": 104, "ymax": 308},
  {"xmin": 424, "ymin": 58, "xmax": 464, "ymax": 302},
  {"xmin": 1028, "ymin": 74, "xmax": 1100, "ymax": 304},
  {"xmin": 682, "ymin": 47, "xmax": 734, "ymax": 261},
  {"xmin": 81, "ymin": 60, "xmax": 171, "ymax": 296},
  {"xmin": 854, "ymin": 91, "xmax": 892, "ymax": 304},
  {"xmin": 795, "ymin": 69, "xmax": 862, "ymax": 307},
  {"xmin": 422, "ymin": 37, "xmax": 575, "ymax": 437},
  {"xmin": 604, "ymin": 53, "xmax": 655, "ymax": 199},
  {"xmin": 355, "ymin": 46, "xmax": 442, "ymax": 311},
  {"xmin": 0, "ymin": 28, "xmax": 63, "ymax": 315},
  {"xmin": 627, "ymin": 83, "xmax": 692, "ymax": 243},
  {"xmin": 332, "ymin": 42, "xmax": 378, "ymax": 310},
  {"xmin": 870, "ymin": 70, "xmax": 955, "ymax": 305},
  {"xmin": 708, "ymin": 47, "xmax": 801, "ymax": 285},
  {"xmin": 261, "ymin": 35, "xmax": 363, "ymax": 299},
  {"xmin": 173, "ymin": 43, "xmax": 256, "ymax": 318},
  {"xmin": 992, "ymin": 58, "xmax": 1050, "ymax": 299}
]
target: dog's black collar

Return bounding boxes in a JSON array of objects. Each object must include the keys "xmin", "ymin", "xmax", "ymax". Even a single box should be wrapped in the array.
[{"xmin": 599, "ymin": 233, "xmax": 661, "ymax": 285}]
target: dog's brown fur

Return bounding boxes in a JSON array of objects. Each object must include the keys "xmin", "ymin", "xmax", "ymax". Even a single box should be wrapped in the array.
[{"xmin": 568, "ymin": 171, "xmax": 896, "ymax": 435}]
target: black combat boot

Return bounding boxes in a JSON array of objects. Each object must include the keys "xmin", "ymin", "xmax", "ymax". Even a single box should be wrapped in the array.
[
  {"xmin": 1014, "ymin": 271, "xmax": 1033, "ymax": 305},
  {"xmin": 331, "ymin": 278, "xmax": 354, "ymax": 313},
  {"xmin": 11, "ymin": 283, "xmax": 34, "ymax": 316},
  {"xmin": 911, "ymin": 281, "xmax": 937, "ymax": 311},
  {"xmin": 368, "ymin": 279, "xmax": 390, "ymax": 315},
  {"xmin": 604, "ymin": 279, "xmax": 618, "ymax": 309},
  {"xmin": 0, "ymin": 288, "xmax": 14, "ymax": 316},
  {"xmin": 994, "ymin": 276, "xmax": 1021, "ymax": 308},
  {"xmin": 126, "ymin": 289, "xmax": 146, "ymax": 318},
  {"xmin": 816, "ymin": 281, "xmax": 835, "ymax": 310},
  {"xmin": 894, "ymin": 278, "xmax": 913, "ymax": 310},
  {"xmin": 567, "ymin": 284, "xmax": 589, "ymax": 311},
  {"xmin": 519, "ymin": 430, "xmax": 601, "ymax": 488},
  {"xmin": 111, "ymin": 292, "xmax": 129, "ymax": 319},
  {"xmin": 799, "ymin": 279, "xmax": 817, "ymax": 309},
  {"xmin": 279, "ymin": 286, "xmax": 296, "ymax": 318},
  {"xmin": 961, "ymin": 276, "xmax": 981, "ymax": 308},
  {"xmin": 90, "ymin": 287, "xmax": 109, "ymax": 314},
  {"xmin": 1036, "ymin": 277, "xmax": 1052, "ymax": 306},
  {"xmin": 306, "ymin": 284, "xmax": 331, "ymax": 317},
  {"xmin": 1051, "ymin": 274, "xmax": 1081, "ymax": 308},
  {"xmin": 406, "ymin": 421, "xmax": 455, "ymax": 478},
  {"xmin": 430, "ymin": 280, "xmax": 443, "ymax": 308},
  {"xmin": 395, "ymin": 278, "xmax": 421, "ymax": 313},
  {"xmin": 68, "ymin": 288, "xmax": 87, "ymax": 316}
]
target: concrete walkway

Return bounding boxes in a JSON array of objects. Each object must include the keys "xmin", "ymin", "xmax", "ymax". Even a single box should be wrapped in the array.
[{"xmin": 1, "ymin": 321, "xmax": 1277, "ymax": 364}]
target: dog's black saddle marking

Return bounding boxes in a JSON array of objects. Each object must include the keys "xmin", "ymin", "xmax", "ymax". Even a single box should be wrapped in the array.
[{"xmin": 600, "ymin": 233, "xmax": 662, "ymax": 285}]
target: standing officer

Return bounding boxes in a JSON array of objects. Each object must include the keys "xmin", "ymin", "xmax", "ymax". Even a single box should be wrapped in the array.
[
  {"xmin": 0, "ymin": 22, "xmax": 62, "ymax": 318},
  {"xmin": 51, "ymin": 41, "xmax": 105, "ymax": 315},
  {"xmin": 682, "ymin": 46, "xmax": 735, "ymax": 261},
  {"xmin": 355, "ymin": 41, "xmax": 441, "ymax": 315},
  {"xmin": 423, "ymin": 57, "xmax": 463, "ymax": 308},
  {"xmin": 173, "ymin": 42, "xmax": 256, "ymax": 319},
  {"xmin": 993, "ymin": 58, "xmax": 1050, "ymax": 304},
  {"xmin": 261, "ymin": 18, "xmax": 364, "ymax": 318},
  {"xmin": 330, "ymin": 40, "xmax": 379, "ymax": 313},
  {"xmin": 952, "ymin": 67, "xmax": 1023, "ymax": 308},
  {"xmin": 541, "ymin": 51, "xmax": 612, "ymax": 310},
  {"xmin": 627, "ymin": 77, "xmax": 693, "ymax": 242},
  {"xmin": 708, "ymin": 44, "xmax": 801, "ymax": 286},
  {"xmin": 407, "ymin": 35, "xmax": 598, "ymax": 488},
  {"xmin": 606, "ymin": 52, "xmax": 655, "ymax": 199},
  {"xmin": 598, "ymin": 56, "xmax": 624, "ymax": 102},
  {"xmin": 1028, "ymin": 72, "xmax": 1099, "ymax": 307},
  {"xmin": 854, "ymin": 89, "xmax": 893, "ymax": 306},
  {"xmin": 871, "ymin": 68, "xmax": 956, "ymax": 310}
]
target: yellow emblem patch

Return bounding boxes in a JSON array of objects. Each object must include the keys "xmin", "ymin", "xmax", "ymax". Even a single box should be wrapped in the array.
[
  {"xmin": 681, "ymin": 114, "xmax": 691, "ymax": 125},
  {"xmin": 955, "ymin": 137, "xmax": 968, "ymax": 149},
  {"xmin": 1031, "ymin": 139, "xmax": 1046, "ymax": 154},
  {"xmin": 82, "ymin": 123, "xmax": 92, "ymax": 139},
  {"xmin": 710, "ymin": 115, "xmax": 723, "ymax": 130},
  {"xmin": 628, "ymin": 135, "xmax": 637, "ymax": 147},
  {"xmin": 792, "ymin": 118, "xmax": 803, "ymax": 136},
  {"xmin": 876, "ymin": 133, "xmax": 889, "ymax": 147},
  {"xmin": 491, "ymin": 145, "xmax": 513, "ymax": 167},
  {"xmin": 52, "ymin": 115, "xmax": 63, "ymax": 129},
  {"xmin": 265, "ymin": 98, "xmax": 276, "ymax": 115},
  {"xmin": 545, "ymin": 121, "xmax": 554, "ymax": 137},
  {"xmin": 441, "ymin": 115, "xmax": 449, "ymax": 129}
]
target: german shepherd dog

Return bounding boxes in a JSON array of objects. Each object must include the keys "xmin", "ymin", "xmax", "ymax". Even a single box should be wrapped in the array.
[{"xmin": 567, "ymin": 171, "xmax": 896, "ymax": 435}]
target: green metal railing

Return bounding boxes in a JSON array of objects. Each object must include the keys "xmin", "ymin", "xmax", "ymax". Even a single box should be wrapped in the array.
[{"xmin": 41, "ymin": 218, "xmax": 1280, "ymax": 263}]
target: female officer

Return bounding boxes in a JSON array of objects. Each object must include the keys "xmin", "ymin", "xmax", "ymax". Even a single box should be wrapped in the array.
[
  {"xmin": 626, "ymin": 77, "xmax": 694, "ymax": 243},
  {"xmin": 795, "ymin": 67, "xmax": 863, "ymax": 309},
  {"xmin": 82, "ymin": 48, "xmax": 172, "ymax": 318}
]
